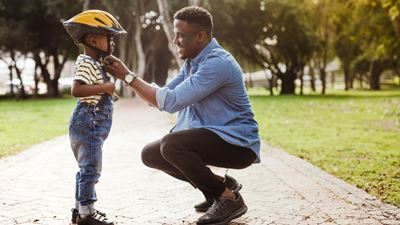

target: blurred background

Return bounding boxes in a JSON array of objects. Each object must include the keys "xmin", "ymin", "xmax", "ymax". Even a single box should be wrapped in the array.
[
  {"xmin": 0, "ymin": 0, "xmax": 399, "ymax": 208},
  {"xmin": 0, "ymin": 0, "xmax": 399, "ymax": 98}
]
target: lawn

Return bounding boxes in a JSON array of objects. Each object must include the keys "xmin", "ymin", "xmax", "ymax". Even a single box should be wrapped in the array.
[
  {"xmin": 250, "ymin": 88, "xmax": 400, "ymax": 207},
  {"xmin": 0, "ymin": 98, "xmax": 76, "ymax": 157}
]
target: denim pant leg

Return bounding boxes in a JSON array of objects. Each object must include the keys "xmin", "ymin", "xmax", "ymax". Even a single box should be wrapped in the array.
[{"xmin": 69, "ymin": 106, "xmax": 112, "ymax": 206}]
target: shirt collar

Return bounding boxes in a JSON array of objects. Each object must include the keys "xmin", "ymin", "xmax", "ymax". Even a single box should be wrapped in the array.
[{"xmin": 189, "ymin": 38, "xmax": 219, "ymax": 66}]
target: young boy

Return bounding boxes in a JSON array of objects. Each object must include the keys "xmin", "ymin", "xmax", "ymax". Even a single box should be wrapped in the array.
[{"xmin": 63, "ymin": 10, "xmax": 126, "ymax": 225}]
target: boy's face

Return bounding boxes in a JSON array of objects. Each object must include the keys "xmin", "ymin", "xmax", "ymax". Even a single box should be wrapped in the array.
[
  {"xmin": 86, "ymin": 34, "xmax": 115, "ymax": 55},
  {"xmin": 96, "ymin": 35, "xmax": 115, "ymax": 55}
]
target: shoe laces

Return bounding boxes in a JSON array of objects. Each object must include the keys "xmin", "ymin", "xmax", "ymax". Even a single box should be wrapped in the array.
[
  {"xmin": 95, "ymin": 210, "xmax": 106, "ymax": 217},
  {"xmin": 207, "ymin": 198, "xmax": 230, "ymax": 216},
  {"xmin": 89, "ymin": 211, "xmax": 109, "ymax": 223}
]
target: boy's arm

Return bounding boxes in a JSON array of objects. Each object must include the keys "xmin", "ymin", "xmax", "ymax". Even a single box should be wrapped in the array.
[{"xmin": 71, "ymin": 80, "xmax": 115, "ymax": 97}]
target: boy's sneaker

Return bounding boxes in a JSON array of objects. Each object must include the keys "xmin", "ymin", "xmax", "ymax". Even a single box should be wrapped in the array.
[
  {"xmin": 194, "ymin": 174, "xmax": 242, "ymax": 212},
  {"xmin": 71, "ymin": 209, "xmax": 108, "ymax": 225},
  {"xmin": 196, "ymin": 191, "xmax": 247, "ymax": 225},
  {"xmin": 76, "ymin": 211, "xmax": 113, "ymax": 225},
  {"xmin": 71, "ymin": 208, "xmax": 79, "ymax": 224}
]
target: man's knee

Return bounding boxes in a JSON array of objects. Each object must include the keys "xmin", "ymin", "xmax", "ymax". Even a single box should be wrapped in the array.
[
  {"xmin": 141, "ymin": 142, "xmax": 159, "ymax": 168},
  {"xmin": 160, "ymin": 133, "xmax": 180, "ymax": 161}
]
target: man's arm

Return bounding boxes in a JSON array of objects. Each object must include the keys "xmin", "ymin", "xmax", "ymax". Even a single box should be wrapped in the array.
[
  {"xmin": 102, "ymin": 55, "xmax": 158, "ymax": 106},
  {"xmin": 129, "ymin": 77, "xmax": 158, "ymax": 107}
]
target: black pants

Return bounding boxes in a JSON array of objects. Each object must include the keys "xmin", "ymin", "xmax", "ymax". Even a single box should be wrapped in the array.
[{"xmin": 141, "ymin": 128, "xmax": 256, "ymax": 199}]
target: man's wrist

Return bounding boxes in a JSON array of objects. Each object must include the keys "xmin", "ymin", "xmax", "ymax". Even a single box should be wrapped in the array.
[{"xmin": 123, "ymin": 72, "xmax": 138, "ymax": 86}]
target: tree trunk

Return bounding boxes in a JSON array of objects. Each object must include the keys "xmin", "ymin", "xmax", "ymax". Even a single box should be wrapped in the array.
[
  {"xmin": 34, "ymin": 52, "xmax": 54, "ymax": 97},
  {"xmin": 134, "ymin": 1, "xmax": 145, "ymax": 77},
  {"xmin": 264, "ymin": 70, "xmax": 274, "ymax": 96},
  {"xmin": 369, "ymin": 61, "xmax": 383, "ymax": 90},
  {"xmin": 10, "ymin": 52, "xmax": 27, "ymax": 99},
  {"xmin": 359, "ymin": 73, "xmax": 364, "ymax": 89},
  {"xmin": 299, "ymin": 69, "xmax": 304, "ymax": 95},
  {"xmin": 309, "ymin": 65, "xmax": 316, "ymax": 92},
  {"xmin": 320, "ymin": 68, "xmax": 326, "ymax": 95},
  {"xmin": 8, "ymin": 65, "xmax": 14, "ymax": 97},
  {"xmin": 157, "ymin": 0, "xmax": 183, "ymax": 67},
  {"xmin": 343, "ymin": 63, "xmax": 351, "ymax": 91},
  {"xmin": 280, "ymin": 71, "xmax": 296, "ymax": 95},
  {"xmin": 82, "ymin": 0, "xmax": 90, "ymax": 11},
  {"xmin": 349, "ymin": 73, "xmax": 355, "ymax": 89},
  {"xmin": 13, "ymin": 66, "xmax": 27, "ymax": 99},
  {"xmin": 33, "ymin": 62, "xmax": 40, "ymax": 97},
  {"xmin": 392, "ymin": 17, "xmax": 400, "ymax": 40}
]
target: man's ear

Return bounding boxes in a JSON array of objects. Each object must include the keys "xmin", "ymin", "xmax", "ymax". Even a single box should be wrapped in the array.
[{"xmin": 197, "ymin": 31, "xmax": 208, "ymax": 44}]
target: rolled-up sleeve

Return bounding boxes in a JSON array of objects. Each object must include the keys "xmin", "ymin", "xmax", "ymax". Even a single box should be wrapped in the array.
[
  {"xmin": 156, "ymin": 86, "xmax": 169, "ymax": 111},
  {"xmin": 157, "ymin": 55, "xmax": 229, "ymax": 113}
]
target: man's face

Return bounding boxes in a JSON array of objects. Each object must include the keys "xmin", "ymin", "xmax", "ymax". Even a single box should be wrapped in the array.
[{"xmin": 173, "ymin": 19, "xmax": 203, "ymax": 59}]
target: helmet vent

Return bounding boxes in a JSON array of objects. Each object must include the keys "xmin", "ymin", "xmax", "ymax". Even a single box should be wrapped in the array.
[{"xmin": 94, "ymin": 18, "xmax": 107, "ymax": 26}]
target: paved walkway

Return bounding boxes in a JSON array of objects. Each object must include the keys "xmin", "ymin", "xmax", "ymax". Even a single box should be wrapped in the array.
[{"xmin": 0, "ymin": 98, "xmax": 399, "ymax": 225}]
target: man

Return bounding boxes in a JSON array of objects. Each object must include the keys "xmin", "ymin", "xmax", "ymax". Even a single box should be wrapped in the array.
[{"xmin": 103, "ymin": 6, "xmax": 261, "ymax": 225}]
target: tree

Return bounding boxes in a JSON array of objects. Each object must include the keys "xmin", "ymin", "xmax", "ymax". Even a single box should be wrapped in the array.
[
  {"xmin": 157, "ymin": 0, "xmax": 183, "ymax": 67},
  {"xmin": 353, "ymin": 1, "xmax": 399, "ymax": 90},
  {"xmin": 2, "ymin": 0, "xmax": 81, "ymax": 97},
  {"xmin": 212, "ymin": 0, "xmax": 317, "ymax": 95},
  {"xmin": 309, "ymin": 0, "xmax": 337, "ymax": 94},
  {"xmin": 0, "ymin": 0, "xmax": 34, "ymax": 98},
  {"xmin": 101, "ymin": 0, "xmax": 174, "ymax": 89}
]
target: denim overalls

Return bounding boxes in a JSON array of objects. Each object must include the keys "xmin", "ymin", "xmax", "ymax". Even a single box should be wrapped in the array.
[{"xmin": 69, "ymin": 63, "xmax": 113, "ymax": 206}]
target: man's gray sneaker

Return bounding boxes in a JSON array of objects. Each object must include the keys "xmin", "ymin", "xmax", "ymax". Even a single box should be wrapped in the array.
[
  {"xmin": 194, "ymin": 174, "xmax": 242, "ymax": 212},
  {"xmin": 196, "ymin": 191, "xmax": 247, "ymax": 225}
]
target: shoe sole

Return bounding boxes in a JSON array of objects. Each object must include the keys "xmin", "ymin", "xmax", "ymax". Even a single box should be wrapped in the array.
[
  {"xmin": 198, "ymin": 204, "xmax": 248, "ymax": 225},
  {"xmin": 195, "ymin": 207, "xmax": 209, "ymax": 213}
]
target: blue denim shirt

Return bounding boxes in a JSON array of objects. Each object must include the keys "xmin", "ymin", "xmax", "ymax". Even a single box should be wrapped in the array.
[{"xmin": 156, "ymin": 38, "xmax": 261, "ymax": 162}]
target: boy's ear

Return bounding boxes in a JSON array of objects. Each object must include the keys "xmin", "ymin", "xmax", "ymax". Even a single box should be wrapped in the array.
[{"xmin": 84, "ymin": 34, "xmax": 96, "ymax": 47}]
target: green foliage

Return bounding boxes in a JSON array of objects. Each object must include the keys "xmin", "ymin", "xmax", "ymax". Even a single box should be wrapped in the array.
[
  {"xmin": 0, "ymin": 0, "xmax": 80, "ymax": 56},
  {"xmin": 0, "ymin": 98, "xmax": 76, "ymax": 157},
  {"xmin": 251, "ymin": 89, "xmax": 400, "ymax": 207},
  {"xmin": 211, "ymin": 0, "xmax": 318, "ymax": 94}
]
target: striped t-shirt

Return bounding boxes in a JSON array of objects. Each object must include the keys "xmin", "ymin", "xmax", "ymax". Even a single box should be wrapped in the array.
[{"xmin": 73, "ymin": 54, "xmax": 107, "ymax": 105}]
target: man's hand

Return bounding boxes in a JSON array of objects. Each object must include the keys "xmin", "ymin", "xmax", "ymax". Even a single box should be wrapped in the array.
[{"xmin": 102, "ymin": 55, "xmax": 130, "ymax": 80}]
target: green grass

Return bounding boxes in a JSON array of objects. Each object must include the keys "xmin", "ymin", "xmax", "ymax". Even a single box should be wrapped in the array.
[
  {"xmin": 250, "ymin": 88, "xmax": 400, "ymax": 207},
  {"xmin": 0, "ymin": 98, "xmax": 76, "ymax": 157}
]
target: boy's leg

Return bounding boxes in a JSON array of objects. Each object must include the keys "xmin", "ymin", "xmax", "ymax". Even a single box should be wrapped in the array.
[
  {"xmin": 70, "ymin": 114, "xmax": 103, "ymax": 217},
  {"xmin": 71, "ymin": 140, "xmax": 102, "ymax": 216}
]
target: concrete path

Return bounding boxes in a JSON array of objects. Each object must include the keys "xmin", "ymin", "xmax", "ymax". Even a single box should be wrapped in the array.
[{"xmin": 0, "ymin": 98, "xmax": 399, "ymax": 225}]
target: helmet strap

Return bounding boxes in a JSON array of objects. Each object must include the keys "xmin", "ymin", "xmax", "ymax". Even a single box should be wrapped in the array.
[{"xmin": 81, "ymin": 37, "xmax": 110, "ymax": 59}]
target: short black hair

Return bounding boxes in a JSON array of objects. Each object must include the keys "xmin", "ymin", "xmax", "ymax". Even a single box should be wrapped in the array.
[{"xmin": 173, "ymin": 6, "xmax": 213, "ymax": 37}]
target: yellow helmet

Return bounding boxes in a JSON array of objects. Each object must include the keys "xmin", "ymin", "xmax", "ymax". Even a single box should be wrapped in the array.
[{"xmin": 63, "ymin": 9, "xmax": 126, "ymax": 42}]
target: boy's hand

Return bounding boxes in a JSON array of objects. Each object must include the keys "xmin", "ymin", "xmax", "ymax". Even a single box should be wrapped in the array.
[{"xmin": 102, "ymin": 82, "xmax": 116, "ymax": 96}]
